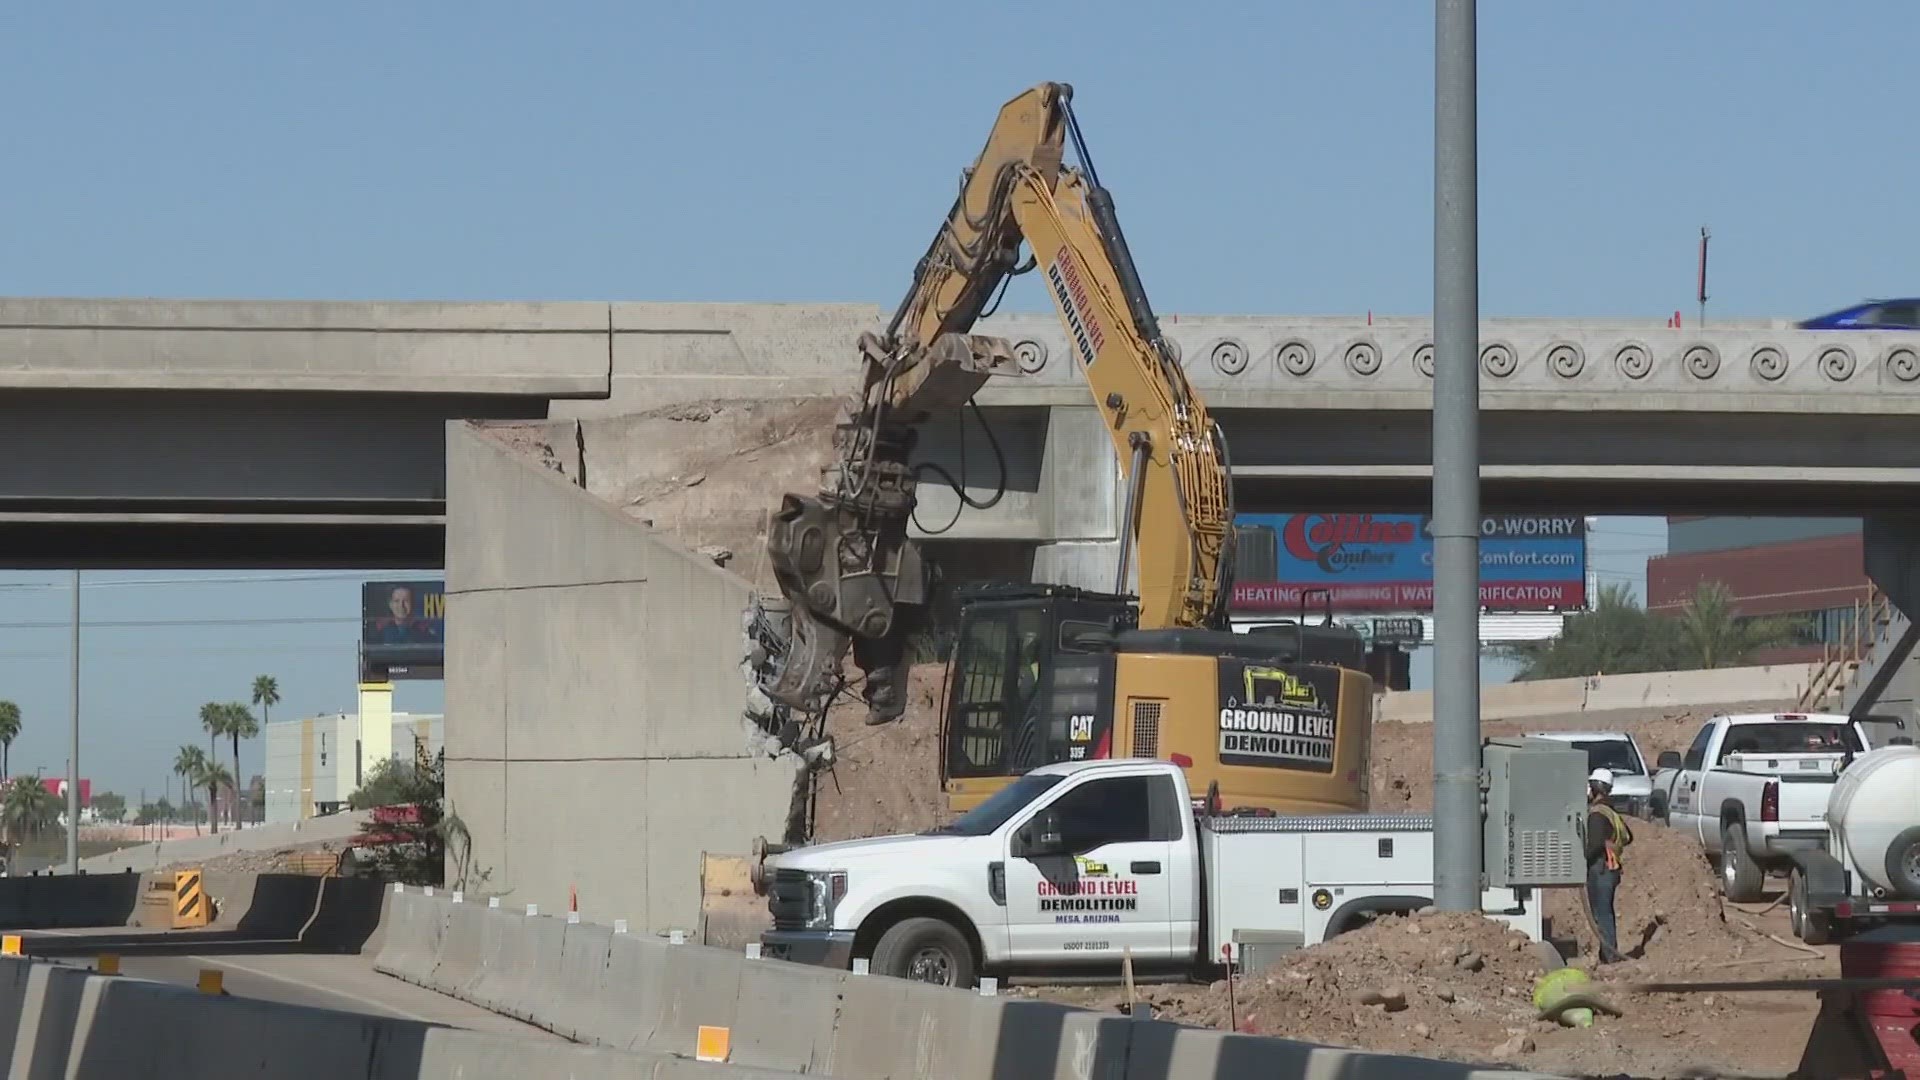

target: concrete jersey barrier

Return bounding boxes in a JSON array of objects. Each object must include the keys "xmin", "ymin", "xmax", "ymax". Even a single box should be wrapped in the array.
[
  {"xmin": 0, "ymin": 955, "xmax": 804, "ymax": 1079},
  {"xmin": 374, "ymin": 886, "xmax": 1573, "ymax": 1080},
  {"xmin": 1377, "ymin": 662, "xmax": 1811, "ymax": 725},
  {"xmin": 0, "ymin": 872, "xmax": 142, "ymax": 929}
]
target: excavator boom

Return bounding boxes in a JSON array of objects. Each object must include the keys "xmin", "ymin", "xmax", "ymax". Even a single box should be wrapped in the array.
[{"xmin": 760, "ymin": 82, "xmax": 1234, "ymax": 725}]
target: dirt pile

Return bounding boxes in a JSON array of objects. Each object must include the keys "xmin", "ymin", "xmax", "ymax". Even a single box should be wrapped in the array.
[
  {"xmin": 1029, "ymin": 901, "xmax": 1826, "ymax": 1078},
  {"xmin": 158, "ymin": 839, "xmax": 346, "ymax": 876},
  {"xmin": 1155, "ymin": 912, "xmax": 1554, "ymax": 1058},
  {"xmin": 807, "ymin": 662, "xmax": 954, "ymax": 843},
  {"xmin": 1540, "ymin": 820, "xmax": 1751, "ymax": 967}
]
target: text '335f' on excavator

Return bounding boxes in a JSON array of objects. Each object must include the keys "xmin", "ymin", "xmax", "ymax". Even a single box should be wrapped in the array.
[{"xmin": 755, "ymin": 81, "xmax": 1376, "ymax": 817}]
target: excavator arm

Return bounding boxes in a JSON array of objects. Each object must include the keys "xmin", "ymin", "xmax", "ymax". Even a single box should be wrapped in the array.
[{"xmin": 761, "ymin": 81, "xmax": 1235, "ymax": 725}]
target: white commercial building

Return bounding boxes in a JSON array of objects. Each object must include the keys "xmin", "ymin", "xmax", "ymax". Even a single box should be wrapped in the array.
[{"xmin": 263, "ymin": 683, "xmax": 444, "ymax": 825}]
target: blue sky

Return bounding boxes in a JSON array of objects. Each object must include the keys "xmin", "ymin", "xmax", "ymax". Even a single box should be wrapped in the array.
[{"xmin": 1, "ymin": 2, "xmax": 1894, "ymax": 795}]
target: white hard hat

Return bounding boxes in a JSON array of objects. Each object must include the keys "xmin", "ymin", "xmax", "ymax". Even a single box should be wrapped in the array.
[{"xmin": 1588, "ymin": 768, "xmax": 1614, "ymax": 789}]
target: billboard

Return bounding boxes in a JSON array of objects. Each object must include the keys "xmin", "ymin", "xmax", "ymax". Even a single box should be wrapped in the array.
[
  {"xmin": 360, "ymin": 579, "xmax": 445, "ymax": 681},
  {"xmin": 1232, "ymin": 513, "xmax": 1586, "ymax": 614},
  {"xmin": 27, "ymin": 778, "xmax": 91, "ymax": 806}
]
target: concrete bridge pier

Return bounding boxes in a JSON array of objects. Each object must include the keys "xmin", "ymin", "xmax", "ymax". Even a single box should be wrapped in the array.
[
  {"xmin": 912, "ymin": 405, "xmax": 1133, "ymax": 595},
  {"xmin": 1851, "ymin": 515, "xmax": 1920, "ymax": 722}
]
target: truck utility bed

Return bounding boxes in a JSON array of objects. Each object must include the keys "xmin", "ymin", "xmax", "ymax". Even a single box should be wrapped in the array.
[
  {"xmin": 1198, "ymin": 813, "xmax": 1541, "ymax": 967},
  {"xmin": 1722, "ymin": 752, "xmax": 1848, "ymax": 779}
]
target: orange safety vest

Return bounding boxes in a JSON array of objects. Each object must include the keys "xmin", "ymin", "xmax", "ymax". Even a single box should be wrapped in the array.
[{"xmin": 1594, "ymin": 802, "xmax": 1632, "ymax": 871}]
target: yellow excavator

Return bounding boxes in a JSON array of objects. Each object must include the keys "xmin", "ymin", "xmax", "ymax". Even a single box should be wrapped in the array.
[{"xmin": 758, "ymin": 82, "xmax": 1375, "ymax": 817}]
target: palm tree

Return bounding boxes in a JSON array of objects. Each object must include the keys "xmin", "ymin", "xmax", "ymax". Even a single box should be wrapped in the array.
[
  {"xmin": 0, "ymin": 701, "xmax": 19, "ymax": 779},
  {"xmin": 198, "ymin": 760, "xmax": 234, "ymax": 834},
  {"xmin": 250, "ymin": 676, "xmax": 279, "ymax": 824},
  {"xmin": 1672, "ymin": 580, "xmax": 1807, "ymax": 670},
  {"xmin": 224, "ymin": 702, "xmax": 258, "ymax": 827},
  {"xmin": 1498, "ymin": 583, "xmax": 1680, "ymax": 680},
  {"xmin": 198, "ymin": 702, "xmax": 227, "ymax": 762},
  {"xmin": 174, "ymin": 745, "xmax": 208, "ymax": 835},
  {"xmin": 2, "ymin": 775, "xmax": 59, "ymax": 851},
  {"xmin": 251, "ymin": 675, "xmax": 279, "ymax": 724}
]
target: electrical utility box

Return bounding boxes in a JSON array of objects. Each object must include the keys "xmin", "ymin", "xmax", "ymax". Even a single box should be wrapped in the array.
[{"xmin": 1481, "ymin": 736, "xmax": 1587, "ymax": 888}]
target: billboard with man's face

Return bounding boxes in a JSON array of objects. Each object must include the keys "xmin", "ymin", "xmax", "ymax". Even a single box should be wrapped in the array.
[{"xmin": 360, "ymin": 580, "xmax": 444, "ymax": 681}]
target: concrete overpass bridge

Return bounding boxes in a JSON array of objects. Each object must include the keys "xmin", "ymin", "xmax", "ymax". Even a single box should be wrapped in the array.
[
  {"xmin": 8, "ymin": 297, "xmax": 1920, "ymax": 570},
  {"xmin": 874, "ymin": 311, "xmax": 1920, "ymax": 587}
]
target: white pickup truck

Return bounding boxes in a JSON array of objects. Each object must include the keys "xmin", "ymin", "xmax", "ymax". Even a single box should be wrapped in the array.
[
  {"xmin": 759, "ymin": 757, "xmax": 1545, "ymax": 987},
  {"xmin": 1650, "ymin": 712, "xmax": 1874, "ymax": 902}
]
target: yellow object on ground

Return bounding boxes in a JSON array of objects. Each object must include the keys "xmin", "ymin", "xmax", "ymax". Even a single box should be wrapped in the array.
[{"xmin": 1533, "ymin": 967, "xmax": 1595, "ymax": 1028}]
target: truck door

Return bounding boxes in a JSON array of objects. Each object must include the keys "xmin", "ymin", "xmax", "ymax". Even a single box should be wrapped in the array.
[
  {"xmin": 1671, "ymin": 723, "xmax": 1714, "ymax": 844},
  {"xmin": 1002, "ymin": 772, "xmax": 1177, "ymax": 963}
]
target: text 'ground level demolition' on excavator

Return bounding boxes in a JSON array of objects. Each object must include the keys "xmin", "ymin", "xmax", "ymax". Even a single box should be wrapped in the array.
[{"xmin": 751, "ymin": 81, "xmax": 1377, "ymax": 820}]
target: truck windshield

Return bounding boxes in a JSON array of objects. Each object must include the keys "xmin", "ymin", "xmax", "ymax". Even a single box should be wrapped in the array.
[
  {"xmin": 1570, "ymin": 740, "xmax": 1643, "ymax": 775},
  {"xmin": 1717, "ymin": 723, "xmax": 1864, "ymax": 762},
  {"xmin": 928, "ymin": 774, "xmax": 1065, "ymax": 836}
]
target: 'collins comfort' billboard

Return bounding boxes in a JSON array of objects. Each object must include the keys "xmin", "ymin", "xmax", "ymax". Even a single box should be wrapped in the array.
[{"xmin": 1231, "ymin": 514, "xmax": 1586, "ymax": 614}]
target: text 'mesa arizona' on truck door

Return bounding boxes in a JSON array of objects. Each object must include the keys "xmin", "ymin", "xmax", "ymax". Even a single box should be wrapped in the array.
[{"xmin": 1000, "ymin": 767, "xmax": 1192, "ymax": 963}]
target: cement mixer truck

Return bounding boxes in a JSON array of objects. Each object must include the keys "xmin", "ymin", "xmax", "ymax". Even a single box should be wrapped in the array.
[{"xmin": 1787, "ymin": 743, "xmax": 1920, "ymax": 945}]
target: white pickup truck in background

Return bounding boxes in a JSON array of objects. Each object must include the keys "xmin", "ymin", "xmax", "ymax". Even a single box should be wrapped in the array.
[
  {"xmin": 1650, "ymin": 712, "xmax": 1875, "ymax": 902},
  {"xmin": 758, "ymin": 756, "xmax": 1559, "ymax": 988},
  {"xmin": 1527, "ymin": 729, "xmax": 1654, "ymax": 818}
]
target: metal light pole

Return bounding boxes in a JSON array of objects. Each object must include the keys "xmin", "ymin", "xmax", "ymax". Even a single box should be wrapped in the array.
[
  {"xmin": 1432, "ymin": 0, "xmax": 1483, "ymax": 911},
  {"xmin": 67, "ymin": 569, "xmax": 80, "ymax": 874}
]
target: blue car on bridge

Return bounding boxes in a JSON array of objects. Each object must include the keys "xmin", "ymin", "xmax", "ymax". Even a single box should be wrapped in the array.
[{"xmin": 1797, "ymin": 299, "xmax": 1920, "ymax": 330}]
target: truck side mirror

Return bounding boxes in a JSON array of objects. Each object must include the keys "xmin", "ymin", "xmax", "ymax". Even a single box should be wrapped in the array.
[
  {"xmin": 1035, "ymin": 809, "xmax": 1064, "ymax": 852},
  {"xmin": 1657, "ymin": 751, "xmax": 1682, "ymax": 771},
  {"xmin": 1016, "ymin": 809, "xmax": 1065, "ymax": 858}
]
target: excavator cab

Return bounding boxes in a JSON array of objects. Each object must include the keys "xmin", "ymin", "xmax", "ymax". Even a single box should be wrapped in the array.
[
  {"xmin": 938, "ymin": 583, "xmax": 1134, "ymax": 786},
  {"xmin": 937, "ymin": 582, "xmax": 1375, "ymax": 814}
]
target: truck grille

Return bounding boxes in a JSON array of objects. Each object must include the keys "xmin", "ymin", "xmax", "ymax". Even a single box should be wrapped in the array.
[{"xmin": 768, "ymin": 868, "xmax": 812, "ymax": 931}]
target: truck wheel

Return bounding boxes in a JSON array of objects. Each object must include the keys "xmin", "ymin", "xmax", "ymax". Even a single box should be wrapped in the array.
[
  {"xmin": 1649, "ymin": 792, "xmax": 1669, "ymax": 825},
  {"xmin": 869, "ymin": 917, "xmax": 975, "ymax": 989},
  {"xmin": 1885, "ymin": 827, "xmax": 1920, "ymax": 900},
  {"xmin": 1720, "ymin": 822, "xmax": 1764, "ymax": 902},
  {"xmin": 1788, "ymin": 866, "xmax": 1831, "ymax": 946}
]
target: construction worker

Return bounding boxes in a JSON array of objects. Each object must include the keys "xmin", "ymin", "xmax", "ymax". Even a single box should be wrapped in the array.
[
  {"xmin": 1005, "ymin": 629, "xmax": 1048, "ymax": 769},
  {"xmin": 1584, "ymin": 768, "xmax": 1631, "ymax": 964}
]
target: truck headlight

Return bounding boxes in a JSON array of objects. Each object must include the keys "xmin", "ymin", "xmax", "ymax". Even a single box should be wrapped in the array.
[{"xmin": 806, "ymin": 871, "xmax": 848, "ymax": 930}]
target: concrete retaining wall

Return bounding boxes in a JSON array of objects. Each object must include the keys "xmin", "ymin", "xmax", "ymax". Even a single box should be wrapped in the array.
[
  {"xmin": 375, "ymin": 886, "xmax": 1569, "ymax": 1080},
  {"xmin": 1377, "ymin": 662, "xmax": 1813, "ymax": 725},
  {"xmin": 79, "ymin": 811, "xmax": 364, "ymax": 873},
  {"xmin": 444, "ymin": 422, "xmax": 804, "ymax": 937},
  {"xmin": 0, "ymin": 955, "xmax": 799, "ymax": 1079}
]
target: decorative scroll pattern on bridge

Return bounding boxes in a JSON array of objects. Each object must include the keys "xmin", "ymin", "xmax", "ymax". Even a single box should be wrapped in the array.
[{"xmin": 972, "ymin": 314, "xmax": 1920, "ymax": 403}]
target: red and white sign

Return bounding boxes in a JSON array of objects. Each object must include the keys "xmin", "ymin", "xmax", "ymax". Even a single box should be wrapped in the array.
[
  {"xmin": 1234, "ymin": 581, "xmax": 1585, "ymax": 613},
  {"xmin": 29, "ymin": 777, "xmax": 91, "ymax": 805}
]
